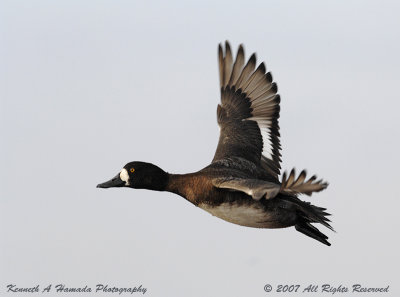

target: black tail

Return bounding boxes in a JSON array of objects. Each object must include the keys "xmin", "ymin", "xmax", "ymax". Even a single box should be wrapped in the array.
[
  {"xmin": 281, "ymin": 196, "xmax": 334, "ymax": 246},
  {"xmin": 295, "ymin": 220, "xmax": 331, "ymax": 246},
  {"xmin": 296, "ymin": 201, "xmax": 334, "ymax": 246}
]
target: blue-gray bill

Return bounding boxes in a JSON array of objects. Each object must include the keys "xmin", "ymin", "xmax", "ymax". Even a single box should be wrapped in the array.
[{"xmin": 97, "ymin": 174, "xmax": 124, "ymax": 188}]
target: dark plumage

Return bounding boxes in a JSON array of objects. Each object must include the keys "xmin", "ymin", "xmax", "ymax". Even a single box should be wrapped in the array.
[{"xmin": 97, "ymin": 41, "xmax": 334, "ymax": 246}]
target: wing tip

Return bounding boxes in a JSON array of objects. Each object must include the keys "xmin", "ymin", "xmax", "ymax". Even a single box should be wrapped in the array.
[{"xmin": 249, "ymin": 53, "xmax": 257, "ymax": 64}]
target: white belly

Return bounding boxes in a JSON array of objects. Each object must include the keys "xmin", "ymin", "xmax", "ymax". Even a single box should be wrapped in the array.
[{"xmin": 199, "ymin": 202, "xmax": 274, "ymax": 228}]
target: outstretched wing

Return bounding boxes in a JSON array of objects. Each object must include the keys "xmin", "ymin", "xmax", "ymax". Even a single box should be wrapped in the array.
[{"xmin": 213, "ymin": 41, "xmax": 281, "ymax": 181}]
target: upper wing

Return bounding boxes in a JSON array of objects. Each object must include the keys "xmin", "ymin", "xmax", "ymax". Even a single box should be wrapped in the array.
[{"xmin": 212, "ymin": 41, "xmax": 281, "ymax": 181}]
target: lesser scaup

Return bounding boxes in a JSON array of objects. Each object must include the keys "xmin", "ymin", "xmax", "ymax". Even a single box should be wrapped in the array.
[{"xmin": 97, "ymin": 42, "xmax": 333, "ymax": 245}]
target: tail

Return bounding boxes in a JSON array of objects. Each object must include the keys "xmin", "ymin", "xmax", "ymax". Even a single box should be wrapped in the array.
[
  {"xmin": 295, "ymin": 219, "xmax": 332, "ymax": 246},
  {"xmin": 296, "ymin": 199, "xmax": 334, "ymax": 246},
  {"xmin": 280, "ymin": 195, "xmax": 334, "ymax": 246},
  {"xmin": 280, "ymin": 168, "xmax": 328, "ymax": 196}
]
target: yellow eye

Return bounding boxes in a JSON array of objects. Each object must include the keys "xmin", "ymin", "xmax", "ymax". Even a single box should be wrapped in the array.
[{"xmin": 130, "ymin": 168, "xmax": 135, "ymax": 173}]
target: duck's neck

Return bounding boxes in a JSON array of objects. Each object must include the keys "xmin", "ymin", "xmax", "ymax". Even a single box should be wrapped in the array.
[
  {"xmin": 143, "ymin": 172, "xmax": 187, "ymax": 193},
  {"xmin": 164, "ymin": 173, "xmax": 194, "ymax": 198}
]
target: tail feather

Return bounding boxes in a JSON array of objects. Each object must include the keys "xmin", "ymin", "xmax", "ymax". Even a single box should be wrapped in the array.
[
  {"xmin": 298, "ymin": 200, "xmax": 334, "ymax": 231},
  {"xmin": 280, "ymin": 195, "xmax": 334, "ymax": 246},
  {"xmin": 295, "ymin": 221, "xmax": 331, "ymax": 246},
  {"xmin": 281, "ymin": 168, "xmax": 328, "ymax": 196}
]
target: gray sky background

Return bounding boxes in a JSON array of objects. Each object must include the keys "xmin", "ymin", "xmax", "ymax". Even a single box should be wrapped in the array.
[{"xmin": 1, "ymin": 1, "xmax": 399, "ymax": 296}]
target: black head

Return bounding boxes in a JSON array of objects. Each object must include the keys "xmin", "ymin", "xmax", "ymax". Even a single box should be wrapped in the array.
[{"xmin": 97, "ymin": 161, "xmax": 169, "ymax": 191}]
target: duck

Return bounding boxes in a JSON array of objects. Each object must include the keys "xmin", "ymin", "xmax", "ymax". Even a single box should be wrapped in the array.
[{"xmin": 97, "ymin": 41, "xmax": 334, "ymax": 245}]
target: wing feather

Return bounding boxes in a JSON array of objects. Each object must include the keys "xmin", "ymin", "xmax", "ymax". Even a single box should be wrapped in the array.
[
  {"xmin": 218, "ymin": 44, "xmax": 224, "ymax": 88},
  {"xmin": 223, "ymin": 41, "xmax": 233, "ymax": 88},
  {"xmin": 213, "ymin": 42, "xmax": 281, "ymax": 181},
  {"xmin": 212, "ymin": 177, "xmax": 281, "ymax": 200},
  {"xmin": 229, "ymin": 45, "xmax": 245, "ymax": 86},
  {"xmin": 281, "ymin": 169, "xmax": 328, "ymax": 196},
  {"xmin": 236, "ymin": 53, "xmax": 256, "ymax": 90},
  {"xmin": 242, "ymin": 62, "xmax": 266, "ymax": 93}
]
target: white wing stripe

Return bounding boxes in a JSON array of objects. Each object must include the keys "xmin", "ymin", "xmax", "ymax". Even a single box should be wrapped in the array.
[
  {"xmin": 244, "ymin": 117, "xmax": 274, "ymax": 160},
  {"xmin": 260, "ymin": 125, "xmax": 273, "ymax": 159}
]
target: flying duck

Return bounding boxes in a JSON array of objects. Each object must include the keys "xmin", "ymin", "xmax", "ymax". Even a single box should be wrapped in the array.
[{"xmin": 97, "ymin": 41, "xmax": 333, "ymax": 245}]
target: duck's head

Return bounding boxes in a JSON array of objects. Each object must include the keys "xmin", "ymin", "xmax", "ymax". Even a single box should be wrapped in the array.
[{"xmin": 97, "ymin": 161, "xmax": 168, "ymax": 191}]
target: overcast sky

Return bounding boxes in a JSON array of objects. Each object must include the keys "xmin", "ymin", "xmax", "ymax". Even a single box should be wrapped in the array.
[{"xmin": 1, "ymin": 1, "xmax": 399, "ymax": 296}]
